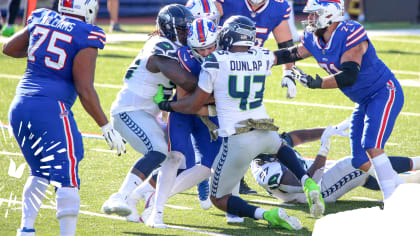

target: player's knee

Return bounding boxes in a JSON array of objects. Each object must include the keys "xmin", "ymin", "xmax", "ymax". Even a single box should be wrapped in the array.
[
  {"xmin": 166, "ymin": 151, "xmax": 184, "ymax": 166},
  {"xmin": 56, "ymin": 187, "xmax": 80, "ymax": 219},
  {"xmin": 132, "ymin": 151, "xmax": 167, "ymax": 177}
]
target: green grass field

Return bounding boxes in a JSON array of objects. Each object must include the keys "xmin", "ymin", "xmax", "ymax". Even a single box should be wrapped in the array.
[{"xmin": 1, "ymin": 22, "xmax": 420, "ymax": 236}]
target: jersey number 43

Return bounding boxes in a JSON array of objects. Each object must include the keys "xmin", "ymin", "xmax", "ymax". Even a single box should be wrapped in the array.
[{"xmin": 228, "ymin": 75, "xmax": 266, "ymax": 111}]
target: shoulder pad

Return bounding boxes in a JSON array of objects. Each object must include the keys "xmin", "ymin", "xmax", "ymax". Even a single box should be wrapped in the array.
[
  {"xmin": 152, "ymin": 40, "xmax": 178, "ymax": 59},
  {"xmin": 202, "ymin": 52, "xmax": 219, "ymax": 70}
]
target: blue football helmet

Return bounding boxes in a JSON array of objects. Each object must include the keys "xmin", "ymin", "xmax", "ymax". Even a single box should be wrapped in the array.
[
  {"xmin": 157, "ymin": 4, "xmax": 194, "ymax": 46},
  {"xmin": 218, "ymin": 15, "xmax": 256, "ymax": 51}
]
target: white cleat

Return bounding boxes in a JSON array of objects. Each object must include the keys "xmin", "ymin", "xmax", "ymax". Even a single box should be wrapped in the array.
[
  {"xmin": 309, "ymin": 190, "xmax": 325, "ymax": 218},
  {"xmin": 101, "ymin": 192, "xmax": 131, "ymax": 217},
  {"xmin": 146, "ymin": 210, "xmax": 167, "ymax": 229},
  {"xmin": 125, "ymin": 196, "xmax": 140, "ymax": 223},
  {"xmin": 226, "ymin": 213, "xmax": 244, "ymax": 223},
  {"xmin": 139, "ymin": 191, "xmax": 155, "ymax": 223},
  {"xmin": 199, "ymin": 197, "xmax": 212, "ymax": 210}
]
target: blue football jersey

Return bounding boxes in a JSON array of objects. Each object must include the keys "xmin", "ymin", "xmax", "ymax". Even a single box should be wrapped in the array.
[
  {"xmin": 302, "ymin": 21, "xmax": 394, "ymax": 104},
  {"xmin": 17, "ymin": 8, "xmax": 106, "ymax": 107},
  {"xmin": 217, "ymin": 0, "xmax": 291, "ymax": 46},
  {"xmin": 177, "ymin": 46, "xmax": 202, "ymax": 76}
]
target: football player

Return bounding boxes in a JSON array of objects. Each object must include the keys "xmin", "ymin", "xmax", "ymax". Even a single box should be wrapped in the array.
[
  {"xmin": 101, "ymin": 4, "xmax": 196, "ymax": 218},
  {"xmin": 155, "ymin": 15, "xmax": 325, "ymax": 230},
  {"xmin": 215, "ymin": 0, "xmax": 298, "ymax": 100},
  {"xmin": 3, "ymin": 0, "xmax": 125, "ymax": 235},
  {"xmin": 274, "ymin": 0, "xmax": 405, "ymax": 201},
  {"xmin": 252, "ymin": 124, "xmax": 420, "ymax": 203}
]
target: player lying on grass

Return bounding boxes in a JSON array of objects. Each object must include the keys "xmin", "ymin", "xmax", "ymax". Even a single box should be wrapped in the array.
[{"xmin": 251, "ymin": 121, "xmax": 420, "ymax": 204}]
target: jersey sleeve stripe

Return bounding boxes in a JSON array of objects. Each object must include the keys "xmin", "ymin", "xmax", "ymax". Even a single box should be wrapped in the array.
[
  {"xmin": 87, "ymin": 36, "xmax": 106, "ymax": 45},
  {"xmin": 177, "ymin": 50, "xmax": 192, "ymax": 72},
  {"xmin": 283, "ymin": 13, "xmax": 290, "ymax": 18},
  {"xmin": 346, "ymin": 26, "xmax": 364, "ymax": 41},
  {"xmin": 90, "ymin": 31, "xmax": 106, "ymax": 39},
  {"xmin": 286, "ymin": 6, "xmax": 291, "ymax": 12},
  {"xmin": 345, "ymin": 31, "xmax": 367, "ymax": 47}
]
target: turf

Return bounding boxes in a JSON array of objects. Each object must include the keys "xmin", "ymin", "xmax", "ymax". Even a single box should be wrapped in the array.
[{"xmin": 1, "ymin": 22, "xmax": 420, "ymax": 235}]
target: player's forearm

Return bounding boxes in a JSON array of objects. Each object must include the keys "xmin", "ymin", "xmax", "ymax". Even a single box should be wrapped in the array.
[
  {"xmin": 288, "ymin": 128, "xmax": 325, "ymax": 146},
  {"xmin": 2, "ymin": 27, "xmax": 29, "ymax": 58},
  {"xmin": 307, "ymin": 155, "xmax": 327, "ymax": 177},
  {"xmin": 78, "ymin": 89, "xmax": 109, "ymax": 127}
]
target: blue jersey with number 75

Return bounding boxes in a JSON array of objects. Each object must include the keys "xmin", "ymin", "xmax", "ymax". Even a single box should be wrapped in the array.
[{"xmin": 17, "ymin": 8, "xmax": 106, "ymax": 107}]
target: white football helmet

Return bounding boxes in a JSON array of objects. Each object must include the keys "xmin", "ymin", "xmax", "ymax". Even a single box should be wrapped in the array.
[
  {"xmin": 185, "ymin": 0, "xmax": 220, "ymax": 25},
  {"xmin": 187, "ymin": 17, "xmax": 218, "ymax": 61},
  {"xmin": 302, "ymin": 0, "xmax": 345, "ymax": 33},
  {"xmin": 58, "ymin": 0, "xmax": 99, "ymax": 25},
  {"xmin": 246, "ymin": 0, "xmax": 267, "ymax": 8}
]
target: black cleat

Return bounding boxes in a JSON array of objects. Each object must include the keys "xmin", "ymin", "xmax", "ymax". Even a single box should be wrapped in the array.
[{"xmin": 239, "ymin": 178, "xmax": 257, "ymax": 195}]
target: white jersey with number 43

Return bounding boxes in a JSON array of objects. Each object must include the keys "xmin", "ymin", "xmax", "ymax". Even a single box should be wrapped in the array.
[{"xmin": 198, "ymin": 46, "xmax": 276, "ymax": 137}]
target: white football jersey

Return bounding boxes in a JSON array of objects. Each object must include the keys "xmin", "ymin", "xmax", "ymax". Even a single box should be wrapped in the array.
[
  {"xmin": 111, "ymin": 36, "xmax": 177, "ymax": 117},
  {"xmin": 198, "ymin": 46, "xmax": 276, "ymax": 137}
]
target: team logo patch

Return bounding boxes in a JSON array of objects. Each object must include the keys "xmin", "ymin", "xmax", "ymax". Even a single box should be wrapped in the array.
[{"xmin": 208, "ymin": 21, "xmax": 216, "ymax": 33}]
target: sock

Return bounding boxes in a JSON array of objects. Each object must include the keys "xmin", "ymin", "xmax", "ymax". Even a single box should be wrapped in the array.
[
  {"xmin": 300, "ymin": 175, "xmax": 309, "ymax": 188},
  {"xmin": 20, "ymin": 176, "xmax": 49, "ymax": 229},
  {"xmin": 130, "ymin": 181, "xmax": 155, "ymax": 201},
  {"xmin": 226, "ymin": 195, "xmax": 258, "ymax": 219},
  {"xmin": 232, "ymin": 182, "xmax": 240, "ymax": 197},
  {"xmin": 254, "ymin": 207, "xmax": 266, "ymax": 220},
  {"xmin": 118, "ymin": 173, "xmax": 142, "ymax": 199},
  {"xmin": 371, "ymin": 153, "xmax": 399, "ymax": 200},
  {"xmin": 59, "ymin": 216, "xmax": 78, "ymax": 236},
  {"xmin": 170, "ymin": 165, "xmax": 210, "ymax": 197},
  {"xmin": 277, "ymin": 145, "xmax": 307, "ymax": 181},
  {"xmin": 410, "ymin": 156, "xmax": 420, "ymax": 170},
  {"xmin": 154, "ymin": 152, "xmax": 183, "ymax": 213},
  {"xmin": 366, "ymin": 165, "xmax": 377, "ymax": 178},
  {"xmin": 388, "ymin": 156, "xmax": 411, "ymax": 173}
]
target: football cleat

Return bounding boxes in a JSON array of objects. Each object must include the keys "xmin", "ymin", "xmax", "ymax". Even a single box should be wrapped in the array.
[
  {"xmin": 303, "ymin": 178, "xmax": 325, "ymax": 218},
  {"xmin": 197, "ymin": 179, "xmax": 212, "ymax": 210},
  {"xmin": 125, "ymin": 196, "xmax": 140, "ymax": 223},
  {"xmin": 146, "ymin": 210, "xmax": 167, "ymax": 229},
  {"xmin": 263, "ymin": 208, "xmax": 302, "ymax": 230},
  {"xmin": 101, "ymin": 192, "xmax": 131, "ymax": 216},
  {"xmin": 2, "ymin": 26, "xmax": 14, "ymax": 37},
  {"xmin": 239, "ymin": 178, "xmax": 257, "ymax": 195},
  {"xmin": 139, "ymin": 191, "xmax": 155, "ymax": 223},
  {"xmin": 226, "ymin": 213, "xmax": 244, "ymax": 223},
  {"xmin": 17, "ymin": 227, "xmax": 35, "ymax": 236}
]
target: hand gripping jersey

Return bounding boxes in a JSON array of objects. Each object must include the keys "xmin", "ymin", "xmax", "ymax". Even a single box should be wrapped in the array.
[
  {"xmin": 198, "ymin": 46, "xmax": 275, "ymax": 137},
  {"xmin": 217, "ymin": 0, "xmax": 291, "ymax": 46},
  {"xmin": 302, "ymin": 21, "xmax": 395, "ymax": 104},
  {"xmin": 17, "ymin": 8, "xmax": 106, "ymax": 107},
  {"xmin": 110, "ymin": 36, "xmax": 177, "ymax": 117}
]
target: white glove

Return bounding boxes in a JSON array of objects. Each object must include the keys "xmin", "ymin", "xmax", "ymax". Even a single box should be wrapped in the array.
[
  {"xmin": 332, "ymin": 118, "xmax": 351, "ymax": 137},
  {"xmin": 281, "ymin": 70, "xmax": 297, "ymax": 99},
  {"xmin": 101, "ymin": 123, "xmax": 126, "ymax": 156},
  {"xmin": 318, "ymin": 125, "xmax": 332, "ymax": 157}
]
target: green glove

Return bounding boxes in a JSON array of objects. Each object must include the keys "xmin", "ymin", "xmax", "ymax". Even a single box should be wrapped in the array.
[{"xmin": 153, "ymin": 85, "xmax": 166, "ymax": 104}]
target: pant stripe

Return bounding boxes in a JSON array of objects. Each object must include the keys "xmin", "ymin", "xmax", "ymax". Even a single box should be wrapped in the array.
[
  {"xmin": 58, "ymin": 101, "xmax": 78, "ymax": 187},
  {"xmin": 119, "ymin": 112, "xmax": 153, "ymax": 152},
  {"xmin": 375, "ymin": 80, "xmax": 395, "ymax": 148},
  {"xmin": 211, "ymin": 137, "xmax": 228, "ymax": 198}
]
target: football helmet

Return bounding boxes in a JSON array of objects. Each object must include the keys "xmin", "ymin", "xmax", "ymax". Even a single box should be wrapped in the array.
[
  {"xmin": 185, "ymin": 0, "xmax": 220, "ymax": 25},
  {"xmin": 187, "ymin": 17, "xmax": 218, "ymax": 61},
  {"xmin": 157, "ymin": 4, "xmax": 194, "ymax": 46},
  {"xmin": 246, "ymin": 0, "xmax": 267, "ymax": 8},
  {"xmin": 302, "ymin": 0, "xmax": 345, "ymax": 33},
  {"xmin": 218, "ymin": 15, "xmax": 256, "ymax": 51},
  {"xmin": 58, "ymin": 0, "xmax": 99, "ymax": 25}
]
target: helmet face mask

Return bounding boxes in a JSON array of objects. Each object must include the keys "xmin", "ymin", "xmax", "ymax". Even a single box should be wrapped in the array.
[
  {"xmin": 302, "ymin": 0, "xmax": 344, "ymax": 33},
  {"xmin": 185, "ymin": 0, "xmax": 220, "ymax": 25},
  {"xmin": 187, "ymin": 17, "xmax": 218, "ymax": 62},
  {"xmin": 157, "ymin": 4, "xmax": 194, "ymax": 46},
  {"xmin": 218, "ymin": 15, "xmax": 256, "ymax": 51},
  {"xmin": 58, "ymin": 0, "xmax": 99, "ymax": 25},
  {"xmin": 246, "ymin": 0, "xmax": 267, "ymax": 8}
]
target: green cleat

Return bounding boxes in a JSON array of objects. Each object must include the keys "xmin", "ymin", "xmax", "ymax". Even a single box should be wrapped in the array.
[
  {"xmin": 263, "ymin": 208, "xmax": 302, "ymax": 230},
  {"xmin": 303, "ymin": 178, "xmax": 325, "ymax": 218},
  {"xmin": 2, "ymin": 26, "xmax": 15, "ymax": 37}
]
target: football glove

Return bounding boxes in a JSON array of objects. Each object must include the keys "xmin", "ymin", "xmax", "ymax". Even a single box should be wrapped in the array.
[
  {"xmin": 281, "ymin": 70, "xmax": 297, "ymax": 99},
  {"xmin": 332, "ymin": 118, "xmax": 351, "ymax": 137},
  {"xmin": 318, "ymin": 125, "xmax": 332, "ymax": 157},
  {"xmin": 291, "ymin": 66, "xmax": 322, "ymax": 89},
  {"xmin": 154, "ymin": 85, "xmax": 174, "ymax": 112},
  {"xmin": 101, "ymin": 123, "xmax": 126, "ymax": 156}
]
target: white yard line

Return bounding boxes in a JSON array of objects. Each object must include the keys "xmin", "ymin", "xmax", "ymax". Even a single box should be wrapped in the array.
[{"xmin": 0, "ymin": 198, "xmax": 228, "ymax": 236}]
